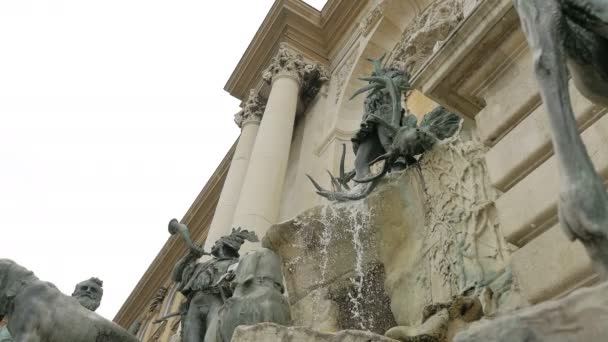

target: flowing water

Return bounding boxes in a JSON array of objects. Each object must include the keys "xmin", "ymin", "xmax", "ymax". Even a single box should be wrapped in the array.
[{"xmin": 312, "ymin": 199, "xmax": 373, "ymax": 330}]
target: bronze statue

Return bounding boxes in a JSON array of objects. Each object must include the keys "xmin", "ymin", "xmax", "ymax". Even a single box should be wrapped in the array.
[
  {"xmin": 72, "ymin": 277, "xmax": 104, "ymax": 312},
  {"xmin": 0, "ymin": 274, "xmax": 106, "ymax": 341},
  {"xmin": 0, "ymin": 259, "xmax": 136, "ymax": 342},
  {"xmin": 168, "ymin": 219, "xmax": 258, "ymax": 342},
  {"xmin": 308, "ymin": 55, "xmax": 460, "ymax": 201},
  {"xmin": 205, "ymin": 248, "xmax": 291, "ymax": 342},
  {"xmin": 513, "ymin": 0, "xmax": 608, "ymax": 277}
]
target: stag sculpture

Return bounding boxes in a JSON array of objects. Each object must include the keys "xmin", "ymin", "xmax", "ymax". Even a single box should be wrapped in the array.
[
  {"xmin": 308, "ymin": 55, "xmax": 460, "ymax": 201},
  {"xmin": 513, "ymin": 0, "xmax": 608, "ymax": 277}
]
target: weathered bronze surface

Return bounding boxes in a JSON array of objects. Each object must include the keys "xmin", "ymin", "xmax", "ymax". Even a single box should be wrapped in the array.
[
  {"xmin": 514, "ymin": 0, "xmax": 608, "ymax": 277},
  {"xmin": 308, "ymin": 56, "xmax": 460, "ymax": 201}
]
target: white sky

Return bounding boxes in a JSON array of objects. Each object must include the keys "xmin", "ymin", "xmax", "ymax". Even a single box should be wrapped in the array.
[{"xmin": 0, "ymin": 0, "xmax": 327, "ymax": 320}]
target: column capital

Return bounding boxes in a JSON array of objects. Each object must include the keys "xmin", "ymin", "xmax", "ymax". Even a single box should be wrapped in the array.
[
  {"xmin": 262, "ymin": 43, "xmax": 329, "ymax": 108},
  {"xmin": 263, "ymin": 44, "xmax": 328, "ymax": 82},
  {"xmin": 234, "ymin": 89, "xmax": 267, "ymax": 128}
]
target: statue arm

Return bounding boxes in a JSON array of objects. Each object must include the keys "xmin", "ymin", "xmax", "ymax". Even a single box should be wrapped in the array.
[{"xmin": 171, "ymin": 252, "xmax": 199, "ymax": 283}]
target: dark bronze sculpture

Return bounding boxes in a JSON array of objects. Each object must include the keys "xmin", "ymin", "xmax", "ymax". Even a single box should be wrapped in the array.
[
  {"xmin": 513, "ymin": 0, "xmax": 608, "ymax": 278},
  {"xmin": 308, "ymin": 56, "xmax": 460, "ymax": 201},
  {"xmin": 72, "ymin": 277, "xmax": 104, "ymax": 312},
  {"xmin": 168, "ymin": 219, "xmax": 258, "ymax": 342},
  {"xmin": 205, "ymin": 248, "xmax": 291, "ymax": 342},
  {"xmin": 0, "ymin": 276, "xmax": 105, "ymax": 341},
  {"xmin": 0, "ymin": 259, "xmax": 136, "ymax": 342}
]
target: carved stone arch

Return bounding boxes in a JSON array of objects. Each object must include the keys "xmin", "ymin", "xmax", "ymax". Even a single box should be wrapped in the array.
[
  {"xmin": 327, "ymin": 0, "xmax": 433, "ymax": 153},
  {"xmin": 334, "ymin": 0, "xmax": 431, "ymax": 124}
]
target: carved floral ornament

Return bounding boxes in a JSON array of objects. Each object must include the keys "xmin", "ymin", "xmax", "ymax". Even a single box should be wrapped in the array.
[
  {"xmin": 261, "ymin": 44, "xmax": 329, "ymax": 108},
  {"xmin": 360, "ymin": 1, "xmax": 387, "ymax": 37},
  {"xmin": 233, "ymin": 89, "xmax": 267, "ymax": 128},
  {"xmin": 387, "ymin": 0, "xmax": 466, "ymax": 74}
]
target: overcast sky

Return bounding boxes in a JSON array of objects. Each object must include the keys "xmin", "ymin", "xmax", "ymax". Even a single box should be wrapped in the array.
[{"xmin": 0, "ymin": 0, "xmax": 326, "ymax": 320}]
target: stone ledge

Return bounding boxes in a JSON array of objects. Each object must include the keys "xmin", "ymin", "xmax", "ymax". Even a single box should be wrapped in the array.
[
  {"xmin": 486, "ymin": 82, "xmax": 605, "ymax": 192},
  {"xmin": 454, "ymin": 282, "xmax": 608, "ymax": 342},
  {"xmin": 232, "ymin": 323, "xmax": 398, "ymax": 342},
  {"xmin": 511, "ymin": 224, "xmax": 596, "ymax": 304},
  {"xmin": 496, "ymin": 113, "xmax": 608, "ymax": 246}
]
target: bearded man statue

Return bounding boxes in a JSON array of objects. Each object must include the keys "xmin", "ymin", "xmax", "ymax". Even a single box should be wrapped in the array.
[
  {"xmin": 71, "ymin": 277, "xmax": 104, "ymax": 311},
  {"xmin": 0, "ymin": 275, "xmax": 107, "ymax": 341}
]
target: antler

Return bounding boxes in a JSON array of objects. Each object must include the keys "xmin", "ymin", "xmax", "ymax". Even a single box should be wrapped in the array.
[{"xmin": 353, "ymin": 152, "xmax": 393, "ymax": 183}]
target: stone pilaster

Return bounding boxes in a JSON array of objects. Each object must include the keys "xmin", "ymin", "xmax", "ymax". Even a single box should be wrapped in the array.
[
  {"xmin": 205, "ymin": 90, "xmax": 266, "ymax": 249},
  {"xmin": 232, "ymin": 44, "xmax": 327, "ymax": 250}
]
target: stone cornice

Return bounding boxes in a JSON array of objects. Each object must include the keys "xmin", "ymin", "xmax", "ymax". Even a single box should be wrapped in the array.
[
  {"xmin": 113, "ymin": 141, "xmax": 237, "ymax": 328},
  {"xmin": 411, "ymin": 0, "xmax": 517, "ymax": 118},
  {"xmin": 224, "ymin": 0, "xmax": 368, "ymax": 103}
]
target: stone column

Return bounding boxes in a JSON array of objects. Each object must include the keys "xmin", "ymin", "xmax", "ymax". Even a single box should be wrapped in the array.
[
  {"xmin": 205, "ymin": 90, "xmax": 266, "ymax": 249},
  {"xmin": 232, "ymin": 44, "xmax": 327, "ymax": 247}
]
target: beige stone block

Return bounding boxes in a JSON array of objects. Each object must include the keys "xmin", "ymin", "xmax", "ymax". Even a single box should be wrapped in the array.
[
  {"xmin": 486, "ymin": 82, "xmax": 603, "ymax": 191},
  {"xmin": 497, "ymin": 113, "xmax": 608, "ymax": 246},
  {"xmin": 475, "ymin": 36, "xmax": 539, "ymax": 146},
  {"xmin": 232, "ymin": 323, "xmax": 398, "ymax": 342},
  {"xmin": 511, "ymin": 224, "xmax": 595, "ymax": 304},
  {"xmin": 290, "ymin": 287, "xmax": 340, "ymax": 333},
  {"xmin": 406, "ymin": 90, "xmax": 437, "ymax": 121}
]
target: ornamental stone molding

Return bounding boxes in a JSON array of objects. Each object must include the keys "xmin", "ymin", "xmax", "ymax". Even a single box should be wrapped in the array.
[
  {"xmin": 262, "ymin": 43, "xmax": 328, "ymax": 109},
  {"xmin": 387, "ymin": 0, "xmax": 468, "ymax": 74},
  {"xmin": 234, "ymin": 89, "xmax": 267, "ymax": 128},
  {"xmin": 360, "ymin": 1, "xmax": 387, "ymax": 37},
  {"xmin": 147, "ymin": 287, "xmax": 168, "ymax": 313}
]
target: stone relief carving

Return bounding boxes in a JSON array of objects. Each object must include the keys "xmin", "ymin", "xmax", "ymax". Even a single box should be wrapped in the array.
[
  {"xmin": 333, "ymin": 47, "xmax": 358, "ymax": 104},
  {"xmin": 387, "ymin": 0, "xmax": 466, "ymax": 74},
  {"xmin": 386, "ymin": 296, "xmax": 483, "ymax": 341},
  {"xmin": 419, "ymin": 131, "xmax": 510, "ymax": 298},
  {"xmin": 234, "ymin": 89, "xmax": 267, "ymax": 128},
  {"xmin": 148, "ymin": 287, "xmax": 168, "ymax": 314},
  {"xmin": 360, "ymin": 2, "xmax": 386, "ymax": 37}
]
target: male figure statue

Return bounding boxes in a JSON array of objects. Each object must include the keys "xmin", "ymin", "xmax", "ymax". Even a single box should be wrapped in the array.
[
  {"xmin": 168, "ymin": 219, "xmax": 258, "ymax": 342},
  {"xmin": 72, "ymin": 277, "xmax": 104, "ymax": 311},
  {"xmin": 0, "ymin": 276, "xmax": 105, "ymax": 341}
]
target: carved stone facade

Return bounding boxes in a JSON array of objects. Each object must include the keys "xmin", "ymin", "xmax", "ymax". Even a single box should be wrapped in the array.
[
  {"xmin": 234, "ymin": 89, "xmax": 267, "ymax": 128},
  {"xmin": 262, "ymin": 43, "xmax": 328, "ymax": 109},
  {"xmin": 116, "ymin": 1, "xmax": 608, "ymax": 341},
  {"xmin": 387, "ymin": 0, "xmax": 466, "ymax": 74},
  {"xmin": 360, "ymin": 2, "xmax": 386, "ymax": 37},
  {"xmin": 333, "ymin": 46, "xmax": 357, "ymax": 103}
]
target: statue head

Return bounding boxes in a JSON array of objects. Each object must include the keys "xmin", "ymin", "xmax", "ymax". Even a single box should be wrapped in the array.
[
  {"xmin": 211, "ymin": 228, "xmax": 258, "ymax": 258},
  {"xmin": 72, "ymin": 277, "xmax": 103, "ymax": 311}
]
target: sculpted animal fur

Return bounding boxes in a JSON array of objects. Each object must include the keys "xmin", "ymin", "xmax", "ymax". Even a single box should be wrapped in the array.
[{"xmin": 0, "ymin": 259, "xmax": 136, "ymax": 342}]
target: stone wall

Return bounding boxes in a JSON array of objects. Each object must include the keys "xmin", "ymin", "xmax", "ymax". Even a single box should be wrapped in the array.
[{"xmin": 264, "ymin": 127, "xmax": 512, "ymax": 336}]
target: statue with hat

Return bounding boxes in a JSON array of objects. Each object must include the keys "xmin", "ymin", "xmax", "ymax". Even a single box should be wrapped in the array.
[{"xmin": 167, "ymin": 219, "xmax": 258, "ymax": 342}]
